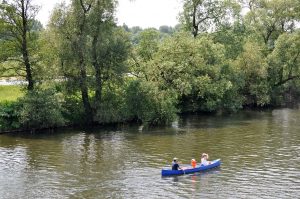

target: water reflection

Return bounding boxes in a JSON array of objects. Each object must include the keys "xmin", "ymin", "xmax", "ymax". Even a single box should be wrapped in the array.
[
  {"xmin": 0, "ymin": 109, "xmax": 299, "ymax": 198},
  {"xmin": 0, "ymin": 146, "xmax": 29, "ymax": 198}
]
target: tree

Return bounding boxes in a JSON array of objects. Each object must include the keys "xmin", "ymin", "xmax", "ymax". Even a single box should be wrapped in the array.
[
  {"xmin": 180, "ymin": 0, "xmax": 240, "ymax": 37},
  {"xmin": 212, "ymin": 20, "xmax": 247, "ymax": 59},
  {"xmin": 19, "ymin": 88, "xmax": 65, "ymax": 129},
  {"xmin": 244, "ymin": 0, "xmax": 300, "ymax": 46},
  {"xmin": 49, "ymin": 0, "xmax": 93, "ymax": 124},
  {"xmin": 130, "ymin": 28, "xmax": 160, "ymax": 80},
  {"xmin": 159, "ymin": 25, "xmax": 174, "ymax": 34},
  {"xmin": 268, "ymin": 32, "xmax": 300, "ymax": 88},
  {"xmin": 0, "ymin": 0, "xmax": 40, "ymax": 90},
  {"xmin": 125, "ymin": 80, "xmax": 177, "ymax": 125},
  {"xmin": 48, "ymin": 0, "xmax": 130, "ymax": 124},
  {"xmin": 130, "ymin": 26, "xmax": 143, "ymax": 34},
  {"xmin": 135, "ymin": 32, "xmax": 235, "ymax": 112},
  {"xmin": 89, "ymin": 7, "xmax": 130, "ymax": 119},
  {"xmin": 233, "ymin": 40, "xmax": 270, "ymax": 106},
  {"xmin": 88, "ymin": 0, "xmax": 126, "ymax": 109}
]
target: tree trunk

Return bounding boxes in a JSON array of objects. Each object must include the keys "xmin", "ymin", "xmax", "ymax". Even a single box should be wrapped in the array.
[
  {"xmin": 91, "ymin": 1, "xmax": 103, "ymax": 110},
  {"xmin": 92, "ymin": 31, "xmax": 102, "ymax": 107},
  {"xmin": 94, "ymin": 61, "xmax": 102, "ymax": 107},
  {"xmin": 77, "ymin": 0, "xmax": 93, "ymax": 124},
  {"xmin": 192, "ymin": 4, "xmax": 198, "ymax": 38},
  {"xmin": 23, "ymin": 43, "xmax": 34, "ymax": 90},
  {"xmin": 21, "ymin": 0, "xmax": 34, "ymax": 90},
  {"xmin": 79, "ymin": 59, "xmax": 93, "ymax": 124}
]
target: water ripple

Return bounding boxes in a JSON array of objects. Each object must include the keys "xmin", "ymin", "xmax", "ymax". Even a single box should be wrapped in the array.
[{"xmin": 0, "ymin": 109, "xmax": 299, "ymax": 198}]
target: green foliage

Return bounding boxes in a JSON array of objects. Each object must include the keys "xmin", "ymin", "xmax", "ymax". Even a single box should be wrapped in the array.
[
  {"xmin": 125, "ymin": 80, "xmax": 177, "ymax": 125},
  {"xmin": 0, "ymin": 101, "xmax": 21, "ymax": 131},
  {"xmin": 136, "ymin": 29, "xmax": 161, "ymax": 62},
  {"xmin": 267, "ymin": 31, "xmax": 300, "ymax": 104},
  {"xmin": 129, "ymin": 29, "xmax": 161, "ymax": 80},
  {"xmin": 93, "ymin": 79, "xmax": 178, "ymax": 125},
  {"xmin": 90, "ymin": 26, "xmax": 131, "ymax": 86},
  {"xmin": 0, "ymin": 0, "xmax": 41, "ymax": 90},
  {"xmin": 159, "ymin": 25, "xmax": 175, "ymax": 34},
  {"xmin": 34, "ymin": 29, "xmax": 61, "ymax": 81},
  {"xmin": 268, "ymin": 32, "xmax": 300, "ymax": 87},
  {"xmin": 123, "ymin": 25, "xmax": 179, "ymax": 45},
  {"xmin": 18, "ymin": 89, "xmax": 66, "ymax": 129},
  {"xmin": 140, "ymin": 32, "xmax": 236, "ymax": 112},
  {"xmin": 94, "ymin": 85, "xmax": 127, "ymax": 124},
  {"xmin": 48, "ymin": 0, "xmax": 131, "ymax": 124},
  {"xmin": 233, "ymin": 40, "xmax": 270, "ymax": 106},
  {"xmin": 180, "ymin": 0, "xmax": 240, "ymax": 37},
  {"xmin": 244, "ymin": 0, "xmax": 300, "ymax": 46},
  {"xmin": 62, "ymin": 94, "xmax": 86, "ymax": 125},
  {"xmin": 213, "ymin": 21, "xmax": 248, "ymax": 59}
]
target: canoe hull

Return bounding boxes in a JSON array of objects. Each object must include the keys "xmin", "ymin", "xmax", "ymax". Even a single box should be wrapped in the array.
[{"xmin": 161, "ymin": 159, "xmax": 221, "ymax": 176}]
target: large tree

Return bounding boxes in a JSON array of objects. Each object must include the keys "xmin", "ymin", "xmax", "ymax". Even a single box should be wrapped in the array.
[
  {"xmin": 0, "ymin": 0, "xmax": 40, "ymax": 90},
  {"xmin": 133, "ymin": 32, "xmax": 236, "ymax": 112},
  {"xmin": 48, "ymin": 0, "xmax": 130, "ymax": 124},
  {"xmin": 180, "ymin": 0, "xmax": 240, "ymax": 37},
  {"xmin": 88, "ymin": 0, "xmax": 114, "ymax": 105},
  {"xmin": 49, "ymin": 0, "xmax": 93, "ymax": 123},
  {"xmin": 73, "ymin": 0, "xmax": 93, "ymax": 123},
  {"xmin": 268, "ymin": 32, "xmax": 300, "ymax": 88},
  {"xmin": 244, "ymin": 0, "xmax": 300, "ymax": 46},
  {"xmin": 233, "ymin": 40, "xmax": 270, "ymax": 106}
]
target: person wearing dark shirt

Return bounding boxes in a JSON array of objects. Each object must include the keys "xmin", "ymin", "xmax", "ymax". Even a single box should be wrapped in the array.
[{"xmin": 172, "ymin": 158, "xmax": 181, "ymax": 170}]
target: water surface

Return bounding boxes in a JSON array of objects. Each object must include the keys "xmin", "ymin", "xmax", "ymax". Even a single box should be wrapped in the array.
[{"xmin": 0, "ymin": 109, "xmax": 299, "ymax": 198}]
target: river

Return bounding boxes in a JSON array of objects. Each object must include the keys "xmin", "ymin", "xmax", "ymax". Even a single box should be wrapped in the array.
[{"xmin": 0, "ymin": 109, "xmax": 299, "ymax": 198}]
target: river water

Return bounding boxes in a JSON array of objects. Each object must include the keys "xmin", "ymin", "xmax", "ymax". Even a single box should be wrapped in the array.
[{"xmin": 0, "ymin": 109, "xmax": 299, "ymax": 198}]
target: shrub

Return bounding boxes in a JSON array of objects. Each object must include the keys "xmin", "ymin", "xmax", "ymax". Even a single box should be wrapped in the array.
[
  {"xmin": 19, "ymin": 89, "xmax": 66, "ymax": 129},
  {"xmin": 125, "ymin": 80, "xmax": 178, "ymax": 125},
  {"xmin": 0, "ymin": 101, "xmax": 21, "ymax": 131},
  {"xmin": 94, "ymin": 86, "xmax": 127, "ymax": 124},
  {"xmin": 62, "ymin": 95, "xmax": 86, "ymax": 125}
]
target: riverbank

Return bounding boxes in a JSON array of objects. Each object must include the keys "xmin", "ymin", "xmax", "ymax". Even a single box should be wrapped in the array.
[
  {"xmin": 1, "ymin": 84, "xmax": 299, "ymax": 134},
  {"xmin": 2, "ymin": 106, "xmax": 298, "ymax": 134},
  {"xmin": 0, "ymin": 120, "xmax": 133, "ymax": 135}
]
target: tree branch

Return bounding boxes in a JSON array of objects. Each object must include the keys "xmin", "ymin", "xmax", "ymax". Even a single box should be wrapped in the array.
[
  {"xmin": 274, "ymin": 75, "xmax": 300, "ymax": 87},
  {"xmin": 79, "ymin": 0, "xmax": 92, "ymax": 13}
]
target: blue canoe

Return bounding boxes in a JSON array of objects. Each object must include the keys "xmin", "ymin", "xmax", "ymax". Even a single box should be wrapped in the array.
[{"xmin": 161, "ymin": 159, "xmax": 221, "ymax": 176}]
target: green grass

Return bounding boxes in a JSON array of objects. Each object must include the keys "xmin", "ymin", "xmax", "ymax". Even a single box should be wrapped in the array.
[{"xmin": 0, "ymin": 85, "xmax": 24, "ymax": 102}]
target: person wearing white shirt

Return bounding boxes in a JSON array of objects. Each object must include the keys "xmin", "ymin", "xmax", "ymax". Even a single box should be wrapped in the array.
[{"xmin": 201, "ymin": 153, "xmax": 211, "ymax": 166}]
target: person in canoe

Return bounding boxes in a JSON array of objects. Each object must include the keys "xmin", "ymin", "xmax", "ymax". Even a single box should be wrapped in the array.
[
  {"xmin": 201, "ymin": 153, "xmax": 211, "ymax": 166},
  {"xmin": 191, "ymin": 158, "xmax": 197, "ymax": 168},
  {"xmin": 172, "ymin": 158, "xmax": 182, "ymax": 170}
]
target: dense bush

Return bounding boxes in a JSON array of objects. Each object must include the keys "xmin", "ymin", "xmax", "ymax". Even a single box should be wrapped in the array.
[
  {"xmin": 18, "ymin": 89, "xmax": 66, "ymax": 129},
  {"xmin": 62, "ymin": 95, "xmax": 86, "ymax": 125},
  {"xmin": 91, "ymin": 80, "xmax": 178, "ymax": 125},
  {"xmin": 94, "ymin": 86, "xmax": 127, "ymax": 124},
  {"xmin": 125, "ymin": 80, "xmax": 177, "ymax": 125},
  {"xmin": 0, "ymin": 101, "xmax": 21, "ymax": 131}
]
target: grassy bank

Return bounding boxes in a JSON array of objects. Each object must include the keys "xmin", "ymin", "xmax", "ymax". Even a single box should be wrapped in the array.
[{"xmin": 0, "ymin": 85, "xmax": 24, "ymax": 102}]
